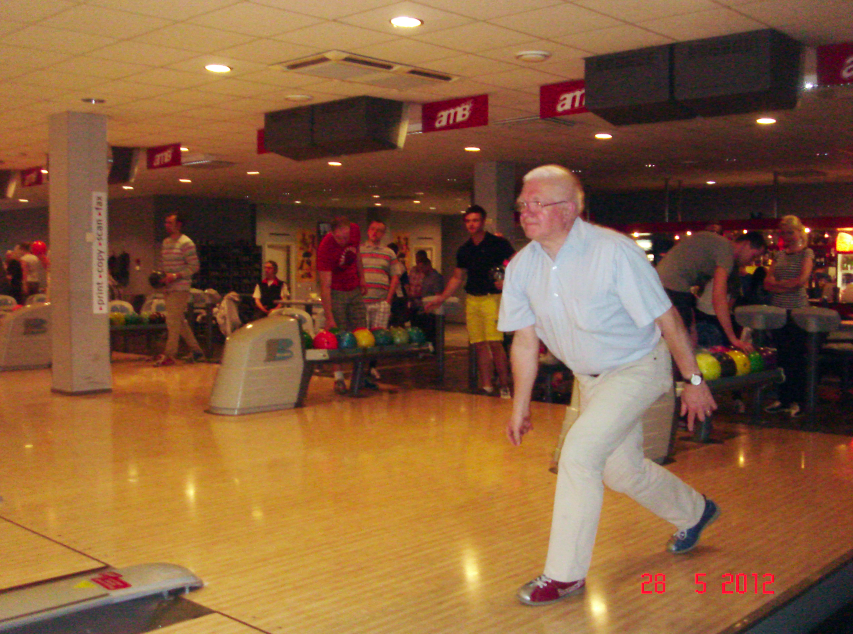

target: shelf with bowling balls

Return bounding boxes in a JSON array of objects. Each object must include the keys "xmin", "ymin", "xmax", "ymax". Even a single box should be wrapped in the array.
[
  {"xmin": 694, "ymin": 346, "xmax": 779, "ymax": 386},
  {"xmin": 304, "ymin": 326, "xmax": 431, "ymax": 361},
  {"xmin": 109, "ymin": 311, "xmax": 167, "ymax": 328}
]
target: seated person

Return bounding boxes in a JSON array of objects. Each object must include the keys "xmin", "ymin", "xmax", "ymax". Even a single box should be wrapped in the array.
[{"xmin": 252, "ymin": 260, "xmax": 289, "ymax": 320}]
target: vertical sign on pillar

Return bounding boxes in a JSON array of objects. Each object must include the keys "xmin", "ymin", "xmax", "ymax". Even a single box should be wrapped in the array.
[{"xmin": 92, "ymin": 192, "xmax": 108, "ymax": 314}]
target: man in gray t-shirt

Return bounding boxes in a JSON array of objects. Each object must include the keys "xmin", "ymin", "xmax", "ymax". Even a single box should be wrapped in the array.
[{"xmin": 656, "ymin": 231, "xmax": 766, "ymax": 351}]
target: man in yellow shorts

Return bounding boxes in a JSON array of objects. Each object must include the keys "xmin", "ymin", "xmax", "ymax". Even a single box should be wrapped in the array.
[{"xmin": 427, "ymin": 205, "xmax": 515, "ymax": 397}]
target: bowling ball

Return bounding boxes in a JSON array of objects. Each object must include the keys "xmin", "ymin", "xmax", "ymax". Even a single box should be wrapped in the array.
[
  {"xmin": 110, "ymin": 312, "xmax": 126, "ymax": 326},
  {"xmin": 727, "ymin": 350, "xmax": 751, "ymax": 376},
  {"xmin": 148, "ymin": 270, "xmax": 168, "ymax": 289},
  {"xmin": 695, "ymin": 352, "xmax": 721, "ymax": 381},
  {"xmin": 327, "ymin": 327, "xmax": 340, "ymax": 335},
  {"xmin": 337, "ymin": 331, "xmax": 357, "ymax": 349},
  {"xmin": 30, "ymin": 240, "xmax": 47, "ymax": 256},
  {"xmin": 313, "ymin": 330, "xmax": 338, "ymax": 349},
  {"xmin": 373, "ymin": 329, "xmax": 393, "ymax": 346},
  {"xmin": 390, "ymin": 326, "xmax": 409, "ymax": 345},
  {"xmin": 407, "ymin": 326, "xmax": 426, "ymax": 344},
  {"xmin": 353, "ymin": 328, "xmax": 375, "ymax": 348},
  {"xmin": 711, "ymin": 351, "xmax": 737, "ymax": 378},
  {"xmin": 708, "ymin": 345, "xmax": 729, "ymax": 354},
  {"xmin": 301, "ymin": 330, "xmax": 314, "ymax": 350},
  {"xmin": 124, "ymin": 313, "xmax": 139, "ymax": 326},
  {"xmin": 489, "ymin": 265, "xmax": 505, "ymax": 283},
  {"xmin": 139, "ymin": 312, "xmax": 151, "ymax": 324},
  {"xmin": 748, "ymin": 351, "xmax": 764, "ymax": 373},
  {"xmin": 759, "ymin": 347, "xmax": 777, "ymax": 369}
]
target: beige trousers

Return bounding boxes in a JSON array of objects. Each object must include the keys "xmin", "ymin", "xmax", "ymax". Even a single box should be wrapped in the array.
[
  {"xmin": 164, "ymin": 291, "xmax": 202, "ymax": 358},
  {"xmin": 544, "ymin": 339, "xmax": 705, "ymax": 582}
]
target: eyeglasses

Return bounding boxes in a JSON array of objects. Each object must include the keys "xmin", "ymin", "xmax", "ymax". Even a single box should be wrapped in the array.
[{"xmin": 515, "ymin": 200, "xmax": 568, "ymax": 213}]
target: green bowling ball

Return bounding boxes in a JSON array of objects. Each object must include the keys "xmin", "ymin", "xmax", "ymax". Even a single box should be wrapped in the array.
[
  {"xmin": 695, "ymin": 351, "xmax": 721, "ymax": 381},
  {"xmin": 302, "ymin": 330, "xmax": 314, "ymax": 350},
  {"xmin": 373, "ymin": 329, "xmax": 393, "ymax": 346},
  {"xmin": 407, "ymin": 326, "xmax": 426, "ymax": 344},
  {"xmin": 748, "ymin": 351, "xmax": 764, "ymax": 373},
  {"xmin": 390, "ymin": 327, "xmax": 409, "ymax": 345},
  {"xmin": 337, "ymin": 331, "xmax": 357, "ymax": 349}
]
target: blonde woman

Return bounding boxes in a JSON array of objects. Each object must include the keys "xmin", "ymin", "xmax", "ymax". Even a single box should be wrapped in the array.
[{"xmin": 764, "ymin": 215, "xmax": 814, "ymax": 418}]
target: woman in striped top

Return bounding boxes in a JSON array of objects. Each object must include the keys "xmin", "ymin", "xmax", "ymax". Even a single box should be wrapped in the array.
[{"xmin": 763, "ymin": 215, "xmax": 814, "ymax": 418}]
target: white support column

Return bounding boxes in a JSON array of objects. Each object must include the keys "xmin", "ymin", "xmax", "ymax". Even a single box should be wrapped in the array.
[
  {"xmin": 473, "ymin": 161, "xmax": 522, "ymax": 242},
  {"xmin": 49, "ymin": 112, "xmax": 112, "ymax": 394}
]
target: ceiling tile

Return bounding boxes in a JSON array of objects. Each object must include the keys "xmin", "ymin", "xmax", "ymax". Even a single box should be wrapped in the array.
[
  {"xmin": 0, "ymin": 21, "xmax": 26, "ymax": 37},
  {"xmin": 424, "ymin": 54, "xmax": 520, "ymax": 78},
  {"xmin": 125, "ymin": 68, "xmax": 218, "ymax": 89},
  {"xmin": 13, "ymin": 69, "xmax": 106, "ymax": 90},
  {"xmin": 133, "ymin": 23, "xmax": 255, "ymax": 53},
  {"xmin": 234, "ymin": 68, "xmax": 329, "ymax": 89},
  {"xmin": 571, "ymin": 0, "xmax": 720, "ymax": 23},
  {"xmin": 477, "ymin": 67, "xmax": 565, "ymax": 93},
  {"xmin": 196, "ymin": 77, "xmax": 279, "ymax": 98},
  {"xmin": 251, "ymin": 0, "xmax": 392, "ymax": 21},
  {"xmin": 0, "ymin": 45, "xmax": 70, "ymax": 69},
  {"xmin": 167, "ymin": 55, "xmax": 268, "ymax": 78},
  {"xmin": 87, "ymin": 80, "xmax": 175, "ymax": 100},
  {"xmin": 556, "ymin": 25, "xmax": 674, "ymax": 55},
  {"xmin": 0, "ymin": 26, "xmax": 117, "ymax": 55},
  {"xmin": 49, "ymin": 56, "xmax": 153, "ymax": 80},
  {"xmin": 0, "ymin": 0, "xmax": 76, "ymax": 23},
  {"xmin": 189, "ymin": 3, "xmax": 322, "ymax": 37},
  {"xmin": 489, "ymin": 4, "xmax": 623, "ymax": 39},
  {"xmin": 479, "ymin": 39, "xmax": 591, "ymax": 66},
  {"xmin": 414, "ymin": 23, "xmax": 533, "ymax": 53},
  {"xmin": 273, "ymin": 22, "xmax": 396, "ymax": 51},
  {"xmin": 158, "ymin": 88, "xmax": 237, "ymax": 106},
  {"xmin": 640, "ymin": 8, "xmax": 766, "ymax": 40},
  {"xmin": 425, "ymin": 0, "xmax": 562, "ymax": 20},
  {"xmin": 88, "ymin": 41, "xmax": 198, "ymax": 68},
  {"xmin": 82, "ymin": 0, "xmax": 240, "ymax": 21},
  {"xmin": 40, "ymin": 5, "xmax": 172, "ymax": 38},
  {"xmin": 218, "ymin": 39, "xmax": 317, "ymax": 66}
]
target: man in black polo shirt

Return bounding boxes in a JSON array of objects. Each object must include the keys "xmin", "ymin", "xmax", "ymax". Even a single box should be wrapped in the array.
[{"xmin": 427, "ymin": 205, "xmax": 515, "ymax": 397}]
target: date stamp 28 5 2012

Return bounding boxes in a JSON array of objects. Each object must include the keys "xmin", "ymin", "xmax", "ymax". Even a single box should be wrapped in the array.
[{"xmin": 641, "ymin": 573, "xmax": 776, "ymax": 595}]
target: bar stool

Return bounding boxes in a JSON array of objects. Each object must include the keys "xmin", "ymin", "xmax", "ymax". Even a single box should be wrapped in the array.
[{"xmin": 790, "ymin": 307, "xmax": 840, "ymax": 414}]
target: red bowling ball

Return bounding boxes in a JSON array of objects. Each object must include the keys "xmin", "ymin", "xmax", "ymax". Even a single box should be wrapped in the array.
[{"xmin": 313, "ymin": 330, "xmax": 339, "ymax": 349}]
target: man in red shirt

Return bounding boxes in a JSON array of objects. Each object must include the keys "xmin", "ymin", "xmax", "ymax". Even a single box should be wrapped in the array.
[{"xmin": 316, "ymin": 216, "xmax": 367, "ymax": 394}]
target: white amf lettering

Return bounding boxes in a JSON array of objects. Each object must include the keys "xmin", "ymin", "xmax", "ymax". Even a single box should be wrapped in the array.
[
  {"xmin": 434, "ymin": 101, "xmax": 473, "ymax": 128},
  {"xmin": 556, "ymin": 89, "xmax": 585, "ymax": 112},
  {"xmin": 152, "ymin": 148, "xmax": 174, "ymax": 167},
  {"xmin": 842, "ymin": 55, "xmax": 853, "ymax": 81}
]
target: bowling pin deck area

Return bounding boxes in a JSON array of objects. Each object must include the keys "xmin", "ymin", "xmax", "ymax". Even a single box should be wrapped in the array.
[{"xmin": 1, "ymin": 362, "xmax": 852, "ymax": 634}]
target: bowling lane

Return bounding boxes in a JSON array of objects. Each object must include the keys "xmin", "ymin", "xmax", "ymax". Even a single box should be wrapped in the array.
[{"xmin": 0, "ymin": 520, "xmax": 104, "ymax": 591}]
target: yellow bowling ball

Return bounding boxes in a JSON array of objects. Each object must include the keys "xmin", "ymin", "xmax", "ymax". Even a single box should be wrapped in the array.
[
  {"xmin": 353, "ymin": 328, "xmax": 376, "ymax": 348},
  {"xmin": 695, "ymin": 351, "xmax": 721, "ymax": 381},
  {"xmin": 727, "ymin": 350, "xmax": 751, "ymax": 376}
]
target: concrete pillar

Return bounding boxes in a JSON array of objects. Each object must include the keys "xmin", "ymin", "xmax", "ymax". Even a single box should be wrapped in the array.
[
  {"xmin": 49, "ymin": 112, "xmax": 112, "ymax": 394},
  {"xmin": 473, "ymin": 161, "xmax": 521, "ymax": 241}
]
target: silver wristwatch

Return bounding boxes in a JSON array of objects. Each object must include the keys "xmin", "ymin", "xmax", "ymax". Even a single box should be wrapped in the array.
[{"xmin": 689, "ymin": 372, "xmax": 704, "ymax": 386}]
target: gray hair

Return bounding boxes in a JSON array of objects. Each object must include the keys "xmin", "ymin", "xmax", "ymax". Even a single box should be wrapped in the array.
[{"xmin": 523, "ymin": 164, "xmax": 585, "ymax": 213}]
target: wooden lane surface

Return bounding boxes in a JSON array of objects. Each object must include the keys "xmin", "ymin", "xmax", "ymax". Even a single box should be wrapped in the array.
[
  {"xmin": 0, "ymin": 362, "xmax": 852, "ymax": 633},
  {"xmin": 157, "ymin": 613, "xmax": 263, "ymax": 634}
]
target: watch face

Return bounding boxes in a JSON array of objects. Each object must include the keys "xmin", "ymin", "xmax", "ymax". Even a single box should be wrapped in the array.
[{"xmin": 690, "ymin": 374, "xmax": 703, "ymax": 385}]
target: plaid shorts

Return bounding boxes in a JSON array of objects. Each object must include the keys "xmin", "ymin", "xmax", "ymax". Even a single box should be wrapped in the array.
[
  {"xmin": 331, "ymin": 289, "xmax": 367, "ymax": 331},
  {"xmin": 365, "ymin": 300, "xmax": 391, "ymax": 329}
]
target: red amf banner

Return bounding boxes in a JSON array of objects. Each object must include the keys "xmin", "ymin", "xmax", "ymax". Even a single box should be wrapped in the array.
[
  {"xmin": 421, "ymin": 95, "xmax": 488, "ymax": 133},
  {"xmin": 540, "ymin": 80, "xmax": 587, "ymax": 118},
  {"xmin": 146, "ymin": 143, "xmax": 182, "ymax": 170},
  {"xmin": 20, "ymin": 166, "xmax": 45, "ymax": 187},
  {"xmin": 817, "ymin": 42, "xmax": 853, "ymax": 87}
]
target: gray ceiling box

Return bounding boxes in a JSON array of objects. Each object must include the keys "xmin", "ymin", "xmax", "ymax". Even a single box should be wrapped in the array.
[
  {"xmin": 674, "ymin": 29, "xmax": 802, "ymax": 117},
  {"xmin": 265, "ymin": 96, "xmax": 409, "ymax": 161},
  {"xmin": 584, "ymin": 45, "xmax": 694, "ymax": 126}
]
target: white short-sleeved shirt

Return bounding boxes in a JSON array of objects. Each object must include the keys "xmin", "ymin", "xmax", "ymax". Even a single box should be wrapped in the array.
[{"xmin": 498, "ymin": 218, "xmax": 672, "ymax": 376}]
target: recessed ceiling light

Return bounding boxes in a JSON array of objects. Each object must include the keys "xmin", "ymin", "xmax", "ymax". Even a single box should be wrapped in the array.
[
  {"xmin": 756, "ymin": 117, "xmax": 776, "ymax": 125},
  {"xmin": 247, "ymin": 171, "xmax": 259, "ymax": 175},
  {"xmin": 686, "ymin": 231, "xmax": 692, "ymax": 236},
  {"xmin": 413, "ymin": 200, "xmax": 421, "ymax": 204},
  {"xmin": 390, "ymin": 16, "xmax": 422, "ymax": 27},
  {"xmin": 645, "ymin": 164, "xmax": 656, "ymax": 168},
  {"xmin": 40, "ymin": 169, "xmax": 48, "ymax": 174},
  {"xmin": 205, "ymin": 64, "xmax": 231, "ymax": 73},
  {"xmin": 122, "ymin": 185, "xmax": 134, "ymax": 190},
  {"xmin": 81, "ymin": 98, "xmax": 105, "ymax": 104},
  {"xmin": 464, "ymin": 146, "xmax": 480, "ymax": 152},
  {"xmin": 429, "ymin": 207, "xmax": 436, "ymax": 210},
  {"xmin": 286, "ymin": 94, "xmax": 313, "ymax": 102},
  {"xmin": 706, "ymin": 181, "xmax": 716, "ymax": 185},
  {"xmin": 328, "ymin": 161, "xmax": 342, "ymax": 166},
  {"xmin": 372, "ymin": 195, "xmax": 380, "ymax": 198},
  {"xmin": 179, "ymin": 178, "xmax": 192, "ymax": 183},
  {"xmin": 180, "ymin": 147, "xmax": 189, "ymax": 152},
  {"xmin": 374, "ymin": 203, "xmax": 382, "ymax": 207},
  {"xmin": 515, "ymin": 50, "xmax": 551, "ymax": 63},
  {"xmin": 18, "ymin": 199, "xmax": 28, "ymax": 203},
  {"xmin": 595, "ymin": 133, "xmax": 612, "ymax": 140},
  {"xmin": 294, "ymin": 200, "xmax": 301, "ymax": 204}
]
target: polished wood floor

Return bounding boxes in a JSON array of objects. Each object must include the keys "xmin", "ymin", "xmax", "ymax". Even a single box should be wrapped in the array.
[{"xmin": 1, "ymin": 357, "xmax": 852, "ymax": 634}]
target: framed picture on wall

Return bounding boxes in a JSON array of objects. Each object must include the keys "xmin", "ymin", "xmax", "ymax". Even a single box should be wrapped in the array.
[{"xmin": 317, "ymin": 222, "xmax": 331, "ymax": 240}]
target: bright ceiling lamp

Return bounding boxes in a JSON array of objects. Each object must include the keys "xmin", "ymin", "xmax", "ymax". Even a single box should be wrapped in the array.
[
  {"xmin": 756, "ymin": 117, "xmax": 776, "ymax": 125},
  {"xmin": 594, "ymin": 133, "xmax": 612, "ymax": 139},
  {"xmin": 391, "ymin": 16, "xmax": 422, "ymax": 27},
  {"xmin": 205, "ymin": 64, "xmax": 232, "ymax": 73}
]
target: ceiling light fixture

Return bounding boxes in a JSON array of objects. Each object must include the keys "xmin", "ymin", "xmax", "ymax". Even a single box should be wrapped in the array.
[
  {"xmin": 374, "ymin": 203, "xmax": 382, "ymax": 206},
  {"xmin": 595, "ymin": 133, "xmax": 612, "ymax": 140},
  {"xmin": 413, "ymin": 200, "xmax": 421, "ymax": 204},
  {"xmin": 122, "ymin": 185, "xmax": 134, "ymax": 190},
  {"xmin": 180, "ymin": 147, "xmax": 189, "ymax": 152},
  {"xmin": 756, "ymin": 117, "xmax": 776, "ymax": 125},
  {"xmin": 247, "ymin": 171, "xmax": 259, "ymax": 175},
  {"xmin": 179, "ymin": 178, "xmax": 192, "ymax": 183},
  {"xmin": 328, "ymin": 161, "xmax": 342, "ymax": 166},
  {"xmin": 515, "ymin": 50, "xmax": 551, "ymax": 63},
  {"xmin": 18, "ymin": 199, "xmax": 28, "ymax": 203},
  {"xmin": 390, "ymin": 16, "xmax": 422, "ymax": 28},
  {"xmin": 465, "ymin": 146, "xmax": 480, "ymax": 152},
  {"xmin": 81, "ymin": 98, "xmax": 105, "ymax": 104},
  {"xmin": 706, "ymin": 180, "xmax": 716, "ymax": 185},
  {"xmin": 372, "ymin": 195, "xmax": 380, "ymax": 198},
  {"xmin": 205, "ymin": 64, "xmax": 232, "ymax": 73}
]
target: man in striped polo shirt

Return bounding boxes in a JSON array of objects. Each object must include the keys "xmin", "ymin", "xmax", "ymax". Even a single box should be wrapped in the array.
[
  {"xmin": 360, "ymin": 220, "xmax": 403, "ymax": 383},
  {"xmin": 154, "ymin": 213, "xmax": 205, "ymax": 367}
]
